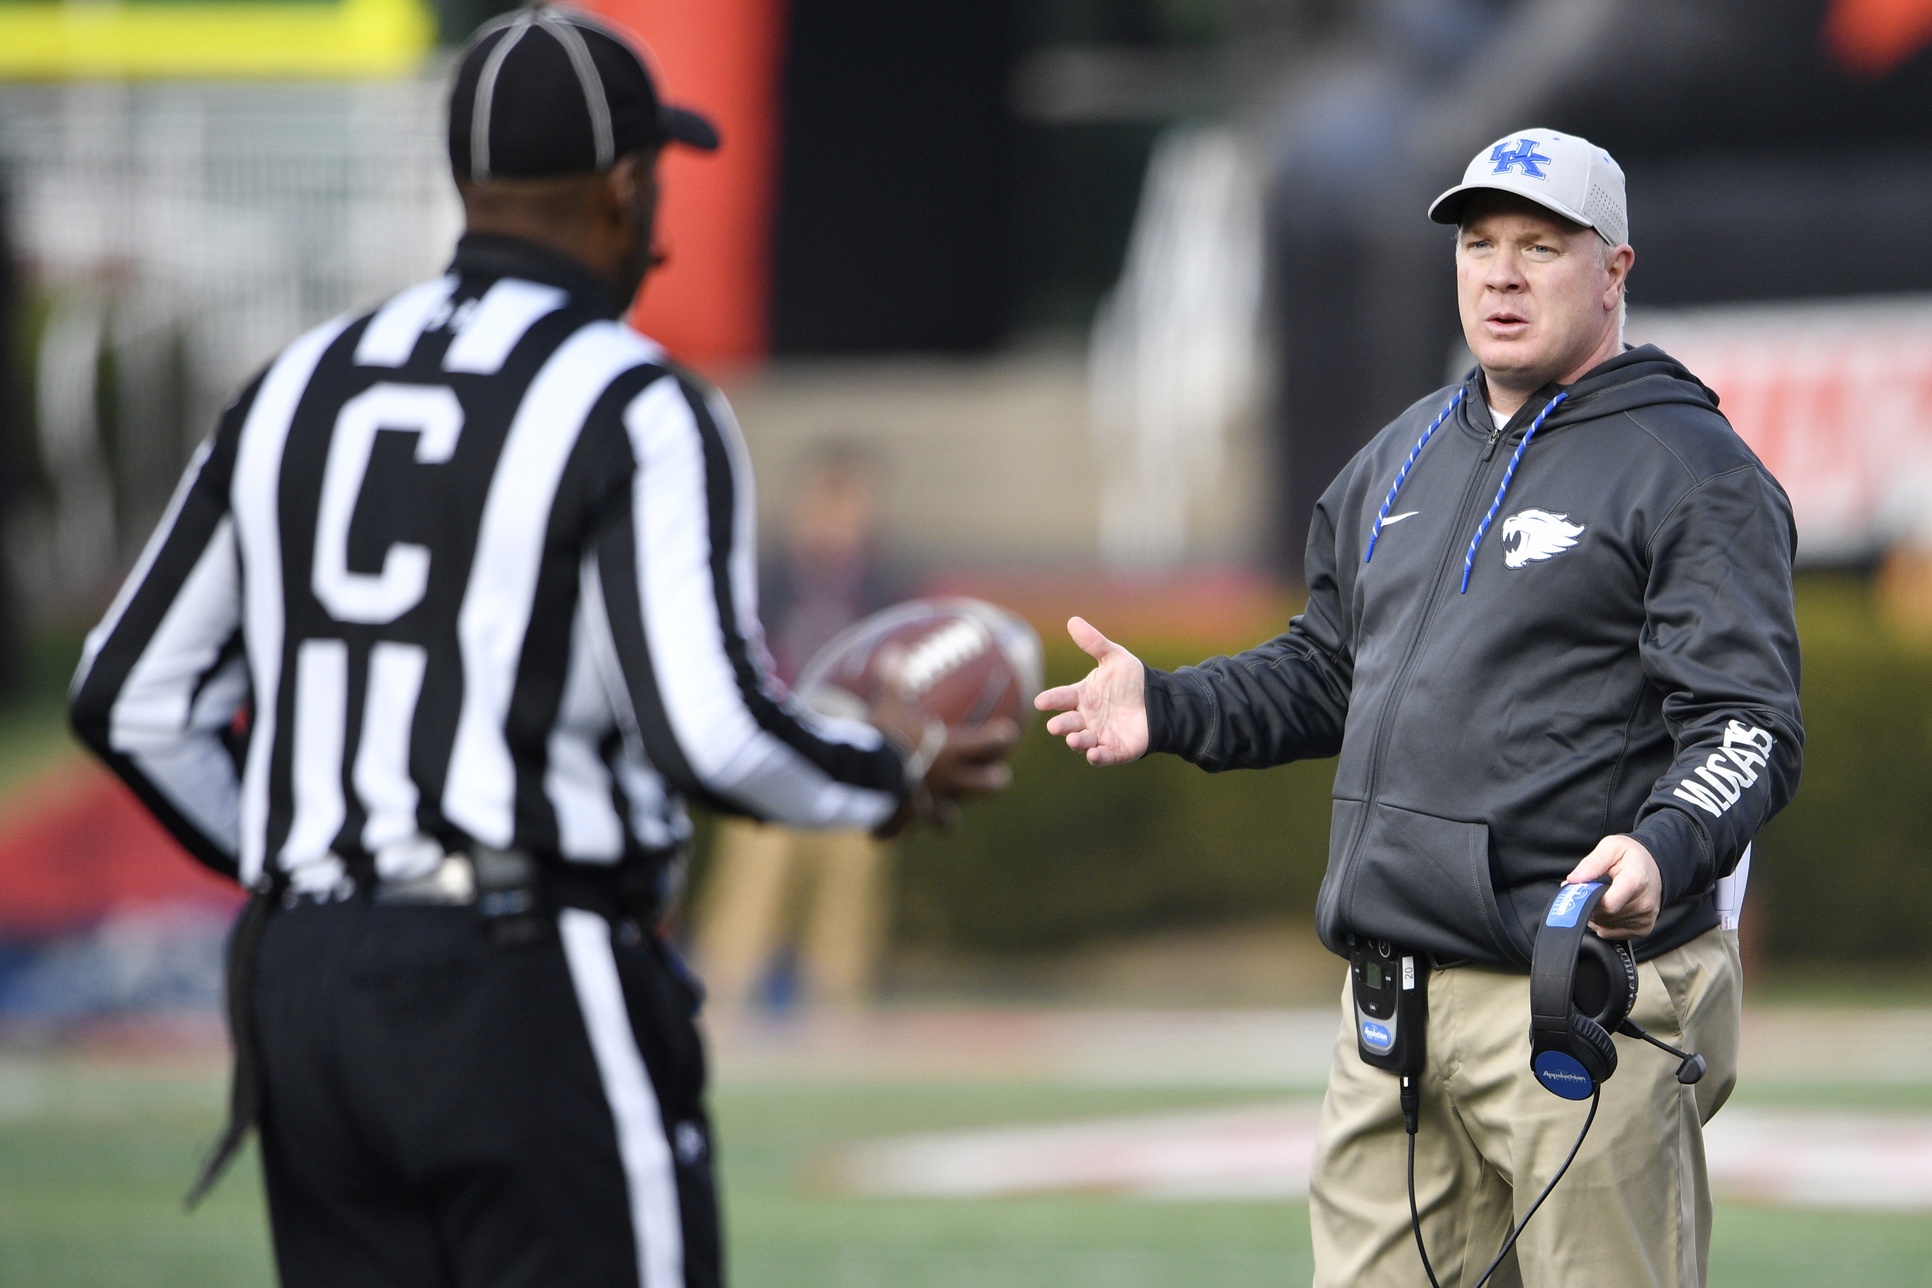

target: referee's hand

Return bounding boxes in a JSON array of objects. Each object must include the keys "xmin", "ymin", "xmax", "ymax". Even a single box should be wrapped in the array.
[
  {"xmin": 870, "ymin": 694, "xmax": 1018, "ymax": 836},
  {"xmin": 1035, "ymin": 617, "xmax": 1149, "ymax": 767},
  {"xmin": 1564, "ymin": 835, "xmax": 1663, "ymax": 940},
  {"xmin": 926, "ymin": 720, "xmax": 1020, "ymax": 806}
]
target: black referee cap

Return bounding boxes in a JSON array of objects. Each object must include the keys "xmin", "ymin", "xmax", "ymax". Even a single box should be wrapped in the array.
[{"xmin": 449, "ymin": 4, "xmax": 719, "ymax": 182}]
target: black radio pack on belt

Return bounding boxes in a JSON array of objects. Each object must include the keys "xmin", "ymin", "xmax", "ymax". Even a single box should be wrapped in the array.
[
  {"xmin": 1348, "ymin": 934, "xmax": 1427, "ymax": 1075},
  {"xmin": 1363, "ymin": 881, "xmax": 1708, "ymax": 1288}
]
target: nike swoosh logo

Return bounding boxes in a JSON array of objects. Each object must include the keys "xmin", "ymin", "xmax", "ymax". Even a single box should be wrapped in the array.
[{"xmin": 1380, "ymin": 511, "xmax": 1418, "ymax": 526}]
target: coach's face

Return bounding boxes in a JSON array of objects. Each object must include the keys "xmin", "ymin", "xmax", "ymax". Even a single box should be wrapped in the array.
[{"xmin": 1456, "ymin": 196, "xmax": 1632, "ymax": 397}]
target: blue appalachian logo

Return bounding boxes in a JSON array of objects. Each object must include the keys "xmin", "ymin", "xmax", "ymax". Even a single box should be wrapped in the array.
[
  {"xmin": 1491, "ymin": 137, "xmax": 1553, "ymax": 178},
  {"xmin": 1672, "ymin": 721, "xmax": 1774, "ymax": 818}
]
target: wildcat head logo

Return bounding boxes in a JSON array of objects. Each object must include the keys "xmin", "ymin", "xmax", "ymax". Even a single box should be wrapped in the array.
[{"xmin": 1501, "ymin": 509, "xmax": 1585, "ymax": 569}]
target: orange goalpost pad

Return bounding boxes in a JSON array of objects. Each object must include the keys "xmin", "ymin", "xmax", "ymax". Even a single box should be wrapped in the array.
[{"xmin": 581, "ymin": 0, "xmax": 784, "ymax": 374}]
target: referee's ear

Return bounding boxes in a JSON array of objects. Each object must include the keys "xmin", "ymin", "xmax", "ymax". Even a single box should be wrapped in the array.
[
  {"xmin": 606, "ymin": 149, "xmax": 660, "ymax": 236},
  {"xmin": 606, "ymin": 148, "xmax": 665, "ymax": 302}
]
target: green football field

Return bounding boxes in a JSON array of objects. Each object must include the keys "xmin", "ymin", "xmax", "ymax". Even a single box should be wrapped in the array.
[{"xmin": 2, "ymin": 1055, "xmax": 1930, "ymax": 1287}]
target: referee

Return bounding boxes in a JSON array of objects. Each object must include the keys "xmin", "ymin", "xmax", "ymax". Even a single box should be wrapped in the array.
[{"xmin": 69, "ymin": 9, "xmax": 1014, "ymax": 1286}]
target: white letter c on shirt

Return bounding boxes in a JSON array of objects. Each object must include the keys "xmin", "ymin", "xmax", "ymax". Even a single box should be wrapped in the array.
[{"xmin": 312, "ymin": 383, "xmax": 463, "ymax": 624}]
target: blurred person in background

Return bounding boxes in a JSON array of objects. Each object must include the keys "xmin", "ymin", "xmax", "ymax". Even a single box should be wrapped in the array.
[
  {"xmin": 760, "ymin": 444, "xmax": 899, "ymax": 682},
  {"xmin": 1043, "ymin": 130, "xmax": 1801, "ymax": 1286},
  {"xmin": 67, "ymin": 8, "xmax": 1013, "ymax": 1286},
  {"xmin": 696, "ymin": 444, "xmax": 906, "ymax": 1014}
]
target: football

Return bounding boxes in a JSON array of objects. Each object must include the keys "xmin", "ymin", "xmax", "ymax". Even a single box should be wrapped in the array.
[{"xmin": 794, "ymin": 597, "xmax": 1044, "ymax": 731}]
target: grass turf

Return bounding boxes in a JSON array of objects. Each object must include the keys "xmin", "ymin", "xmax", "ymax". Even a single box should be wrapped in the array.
[
  {"xmin": 0, "ymin": 1059, "xmax": 274, "ymax": 1287},
  {"xmin": 2, "ymin": 1062, "xmax": 1931, "ymax": 1286}
]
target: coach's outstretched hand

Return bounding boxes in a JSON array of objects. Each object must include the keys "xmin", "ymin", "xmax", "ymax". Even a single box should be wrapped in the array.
[{"xmin": 1035, "ymin": 617, "xmax": 1149, "ymax": 766}]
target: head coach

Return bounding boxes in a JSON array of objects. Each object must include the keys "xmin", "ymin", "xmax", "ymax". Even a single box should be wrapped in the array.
[
  {"xmin": 1040, "ymin": 129, "xmax": 1801, "ymax": 1286},
  {"xmin": 68, "ymin": 7, "xmax": 1013, "ymax": 1286}
]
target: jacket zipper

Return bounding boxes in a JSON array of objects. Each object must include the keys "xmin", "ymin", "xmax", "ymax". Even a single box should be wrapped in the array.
[{"xmin": 1335, "ymin": 401, "xmax": 1515, "ymax": 932}]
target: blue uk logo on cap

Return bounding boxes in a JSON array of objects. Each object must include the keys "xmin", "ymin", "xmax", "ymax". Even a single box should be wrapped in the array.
[
  {"xmin": 1490, "ymin": 137, "xmax": 1553, "ymax": 179},
  {"xmin": 1361, "ymin": 1020, "xmax": 1394, "ymax": 1053}
]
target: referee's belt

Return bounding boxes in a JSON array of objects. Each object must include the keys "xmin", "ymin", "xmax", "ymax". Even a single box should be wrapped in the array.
[{"xmin": 361, "ymin": 845, "xmax": 664, "ymax": 929}]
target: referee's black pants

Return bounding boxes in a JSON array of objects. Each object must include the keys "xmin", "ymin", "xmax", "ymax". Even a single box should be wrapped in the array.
[{"xmin": 252, "ymin": 897, "xmax": 721, "ymax": 1288}]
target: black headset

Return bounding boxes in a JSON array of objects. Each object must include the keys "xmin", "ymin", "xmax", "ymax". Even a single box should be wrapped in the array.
[
  {"xmin": 1529, "ymin": 881, "xmax": 1706, "ymax": 1099},
  {"xmin": 1402, "ymin": 881, "xmax": 1711, "ymax": 1288}
]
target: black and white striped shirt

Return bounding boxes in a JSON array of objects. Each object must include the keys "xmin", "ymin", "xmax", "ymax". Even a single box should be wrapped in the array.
[{"xmin": 71, "ymin": 235, "xmax": 906, "ymax": 895}]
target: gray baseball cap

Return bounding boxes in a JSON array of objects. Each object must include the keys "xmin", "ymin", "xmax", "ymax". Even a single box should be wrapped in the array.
[{"xmin": 1428, "ymin": 129, "xmax": 1628, "ymax": 247}]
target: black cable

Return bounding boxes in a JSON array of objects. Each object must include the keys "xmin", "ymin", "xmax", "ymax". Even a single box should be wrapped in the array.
[
  {"xmin": 1470, "ymin": 1087, "xmax": 1599, "ymax": 1286},
  {"xmin": 1404, "ymin": 1082, "xmax": 1601, "ymax": 1288},
  {"xmin": 1405, "ymin": 1084, "xmax": 1446, "ymax": 1288}
]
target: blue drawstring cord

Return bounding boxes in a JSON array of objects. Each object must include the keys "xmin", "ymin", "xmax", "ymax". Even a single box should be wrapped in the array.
[
  {"xmin": 1365, "ymin": 387, "xmax": 1465, "ymax": 564},
  {"xmin": 1459, "ymin": 391, "xmax": 1567, "ymax": 593}
]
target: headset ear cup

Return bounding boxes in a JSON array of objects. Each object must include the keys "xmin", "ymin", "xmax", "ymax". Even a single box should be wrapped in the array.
[
  {"xmin": 1570, "ymin": 1013, "xmax": 1619, "ymax": 1085},
  {"xmin": 1573, "ymin": 934, "xmax": 1640, "ymax": 1030},
  {"xmin": 1607, "ymin": 940, "xmax": 1638, "ymax": 1030}
]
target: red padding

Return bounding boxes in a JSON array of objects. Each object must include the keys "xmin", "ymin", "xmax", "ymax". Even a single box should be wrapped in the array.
[{"xmin": 0, "ymin": 760, "xmax": 241, "ymax": 937}]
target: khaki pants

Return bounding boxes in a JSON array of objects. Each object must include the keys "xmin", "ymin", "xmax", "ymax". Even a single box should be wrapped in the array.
[
  {"xmin": 1311, "ymin": 927, "xmax": 1741, "ymax": 1288},
  {"xmin": 693, "ymin": 819, "xmax": 889, "ymax": 1012}
]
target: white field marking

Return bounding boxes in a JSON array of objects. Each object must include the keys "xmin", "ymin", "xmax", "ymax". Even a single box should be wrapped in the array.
[
  {"xmin": 708, "ymin": 1006, "xmax": 1932, "ymax": 1089},
  {"xmin": 1702, "ymin": 1107, "xmax": 1932, "ymax": 1210},
  {"xmin": 833, "ymin": 1101, "xmax": 1932, "ymax": 1208},
  {"xmin": 835, "ymin": 1102, "xmax": 1320, "ymax": 1200},
  {"xmin": 708, "ymin": 1008, "xmax": 1342, "ymax": 1088}
]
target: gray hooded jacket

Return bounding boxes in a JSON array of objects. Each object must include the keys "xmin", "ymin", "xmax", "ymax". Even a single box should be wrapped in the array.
[{"xmin": 1146, "ymin": 346, "xmax": 1802, "ymax": 966}]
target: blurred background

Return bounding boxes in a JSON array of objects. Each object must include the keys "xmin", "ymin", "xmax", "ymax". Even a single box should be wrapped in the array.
[{"xmin": 4, "ymin": 0, "xmax": 1932, "ymax": 1284}]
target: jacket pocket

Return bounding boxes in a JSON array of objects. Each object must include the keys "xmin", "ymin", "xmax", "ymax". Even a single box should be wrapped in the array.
[
  {"xmin": 1317, "ymin": 800, "xmax": 1528, "ymax": 967},
  {"xmin": 1314, "ymin": 799, "xmax": 1364, "ymax": 957}
]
